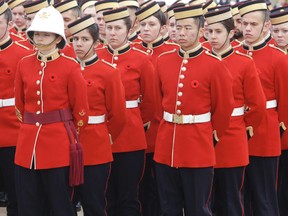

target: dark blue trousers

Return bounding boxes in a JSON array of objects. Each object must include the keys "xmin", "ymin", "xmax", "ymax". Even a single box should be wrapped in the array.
[{"xmin": 278, "ymin": 150, "xmax": 288, "ymax": 216}]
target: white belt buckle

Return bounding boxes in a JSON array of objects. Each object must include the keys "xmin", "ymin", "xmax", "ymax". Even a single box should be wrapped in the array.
[
  {"xmin": 173, "ymin": 114, "xmax": 183, "ymax": 124},
  {"xmin": 0, "ymin": 99, "xmax": 3, "ymax": 108}
]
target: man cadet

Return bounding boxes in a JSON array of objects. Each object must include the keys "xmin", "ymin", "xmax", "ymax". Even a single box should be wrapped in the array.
[
  {"xmin": 236, "ymin": 1, "xmax": 288, "ymax": 215},
  {"xmin": 270, "ymin": 6, "xmax": 288, "ymax": 215},
  {"xmin": 54, "ymin": 0, "xmax": 81, "ymax": 57},
  {"xmin": 7, "ymin": 0, "xmax": 26, "ymax": 41},
  {"xmin": 153, "ymin": 4, "xmax": 234, "ymax": 216},
  {"xmin": 0, "ymin": 0, "xmax": 30, "ymax": 215}
]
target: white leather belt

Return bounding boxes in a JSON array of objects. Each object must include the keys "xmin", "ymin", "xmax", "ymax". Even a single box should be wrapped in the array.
[
  {"xmin": 126, "ymin": 100, "xmax": 138, "ymax": 108},
  {"xmin": 88, "ymin": 114, "xmax": 105, "ymax": 124},
  {"xmin": 231, "ymin": 106, "xmax": 245, "ymax": 117},
  {"xmin": 163, "ymin": 111, "xmax": 211, "ymax": 124},
  {"xmin": 266, "ymin": 99, "xmax": 277, "ymax": 109},
  {"xmin": 0, "ymin": 98, "xmax": 15, "ymax": 108}
]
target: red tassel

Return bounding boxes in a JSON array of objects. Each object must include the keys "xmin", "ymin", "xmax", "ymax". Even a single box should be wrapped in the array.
[{"xmin": 69, "ymin": 142, "xmax": 84, "ymax": 187}]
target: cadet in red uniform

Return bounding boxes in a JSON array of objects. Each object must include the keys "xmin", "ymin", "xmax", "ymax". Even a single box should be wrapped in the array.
[
  {"xmin": 205, "ymin": 7, "xmax": 266, "ymax": 216},
  {"xmin": 236, "ymin": 1, "xmax": 288, "ymax": 215},
  {"xmin": 8, "ymin": 0, "xmax": 26, "ymax": 41},
  {"xmin": 97, "ymin": 7, "xmax": 155, "ymax": 216},
  {"xmin": 54, "ymin": 0, "xmax": 81, "ymax": 58},
  {"xmin": 153, "ymin": 5, "xmax": 234, "ymax": 216},
  {"xmin": 14, "ymin": 6, "xmax": 88, "ymax": 216},
  {"xmin": 270, "ymin": 7, "xmax": 288, "ymax": 215},
  {"xmin": 0, "ymin": 1, "xmax": 30, "ymax": 215},
  {"xmin": 133, "ymin": 2, "xmax": 179, "ymax": 215},
  {"xmin": 68, "ymin": 15, "xmax": 126, "ymax": 216}
]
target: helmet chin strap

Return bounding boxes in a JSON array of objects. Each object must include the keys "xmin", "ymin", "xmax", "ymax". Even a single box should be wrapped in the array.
[{"xmin": 33, "ymin": 36, "xmax": 61, "ymax": 50}]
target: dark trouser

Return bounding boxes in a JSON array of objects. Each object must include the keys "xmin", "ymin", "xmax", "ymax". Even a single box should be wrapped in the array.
[
  {"xmin": 139, "ymin": 153, "xmax": 161, "ymax": 216},
  {"xmin": 155, "ymin": 162, "xmax": 213, "ymax": 216},
  {"xmin": 278, "ymin": 150, "xmax": 288, "ymax": 216},
  {"xmin": 15, "ymin": 165, "xmax": 75, "ymax": 216},
  {"xmin": 74, "ymin": 163, "xmax": 110, "ymax": 216},
  {"xmin": 244, "ymin": 156, "xmax": 279, "ymax": 216},
  {"xmin": 212, "ymin": 166, "xmax": 245, "ymax": 216},
  {"xmin": 107, "ymin": 150, "xmax": 145, "ymax": 216},
  {"xmin": 0, "ymin": 147, "xmax": 17, "ymax": 216}
]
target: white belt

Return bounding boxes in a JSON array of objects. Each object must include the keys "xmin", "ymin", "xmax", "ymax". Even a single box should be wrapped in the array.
[
  {"xmin": 266, "ymin": 99, "xmax": 277, "ymax": 109},
  {"xmin": 126, "ymin": 100, "xmax": 138, "ymax": 108},
  {"xmin": 163, "ymin": 111, "xmax": 211, "ymax": 124},
  {"xmin": 88, "ymin": 114, "xmax": 105, "ymax": 124},
  {"xmin": 231, "ymin": 106, "xmax": 245, "ymax": 117},
  {"xmin": 0, "ymin": 98, "xmax": 15, "ymax": 108}
]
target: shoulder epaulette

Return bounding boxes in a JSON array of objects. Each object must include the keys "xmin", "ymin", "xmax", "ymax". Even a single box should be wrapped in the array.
[
  {"xmin": 268, "ymin": 44, "xmax": 286, "ymax": 54},
  {"xmin": 101, "ymin": 59, "xmax": 116, "ymax": 69},
  {"xmin": 131, "ymin": 41, "xmax": 142, "ymax": 45},
  {"xmin": 205, "ymin": 50, "xmax": 221, "ymax": 60},
  {"xmin": 164, "ymin": 41, "xmax": 180, "ymax": 47},
  {"xmin": 232, "ymin": 43, "xmax": 242, "ymax": 49},
  {"xmin": 158, "ymin": 48, "xmax": 177, "ymax": 58},
  {"xmin": 22, "ymin": 52, "xmax": 37, "ymax": 60},
  {"xmin": 14, "ymin": 41, "xmax": 30, "ymax": 50},
  {"xmin": 202, "ymin": 45, "xmax": 209, "ymax": 51},
  {"xmin": 60, "ymin": 53, "xmax": 78, "ymax": 63},
  {"xmin": 235, "ymin": 50, "xmax": 252, "ymax": 59},
  {"xmin": 132, "ymin": 47, "xmax": 149, "ymax": 55},
  {"xmin": 10, "ymin": 32, "xmax": 24, "ymax": 40}
]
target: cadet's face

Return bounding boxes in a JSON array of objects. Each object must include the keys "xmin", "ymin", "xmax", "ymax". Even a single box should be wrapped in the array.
[
  {"xmin": 207, "ymin": 22, "xmax": 233, "ymax": 52},
  {"xmin": 233, "ymin": 13, "xmax": 243, "ymax": 39},
  {"xmin": 62, "ymin": 10, "xmax": 78, "ymax": 38},
  {"xmin": 242, "ymin": 11, "xmax": 268, "ymax": 44},
  {"xmin": 0, "ymin": 15, "xmax": 10, "ymax": 42},
  {"xmin": 33, "ymin": 31, "xmax": 60, "ymax": 54},
  {"xmin": 83, "ymin": 6, "xmax": 97, "ymax": 23},
  {"xmin": 168, "ymin": 17, "xmax": 177, "ymax": 42},
  {"xmin": 12, "ymin": 5, "xmax": 26, "ymax": 29},
  {"xmin": 95, "ymin": 11, "xmax": 105, "ymax": 37},
  {"xmin": 106, "ymin": 19, "xmax": 129, "ymax": 49},
  {"xmin": 140, "ymin": 16, "xmax": 162, "ymax": 43},
  {"xmin": 73, "ymin": 29, "xmax": 95, "ymax": 60},
  {"xmin": 176, "ymin": 18, "xmax": 202, "ymax": 51},
  {"xmin": 271, "ymin": 23, "xmax": 288, "ymax": 49}
]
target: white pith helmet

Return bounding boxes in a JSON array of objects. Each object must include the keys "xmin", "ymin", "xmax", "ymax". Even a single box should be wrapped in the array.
[{"xmin": 26, "ymin": 6, "xmax": 67, "ymax": 49}]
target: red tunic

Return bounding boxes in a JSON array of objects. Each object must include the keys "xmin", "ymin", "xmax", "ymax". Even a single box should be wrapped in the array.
[
  {"xmin": 0, "ymin": 37, "xmax": 31, "ymax": 148},
  {"xmin": 132, "ymin": 37, "xmax": 179, "ymax": 152},
  {"xmin": 236, "ymin": 41, "xmax": 288, "ymax": 156},
  {"xmin": 9, "ymin": 27, "xmax": 26, "ymax": 41},
  {"xmin": 154, "ymin": 45, "xmax": 234, "ymax": 168},
  {"xmin": 78, "ymin": 55, "xmax": 126, "ymax": 165},
  {"xmin": 15, "ymin": 50, "xmax": 89, "ymax": 169},
  {"xmin": 97, "ymin": 43, "xmax": 155, "ymax": 152},
  {"xmin": 62, "ymin": 43, "xmax": 76, "ymax": 58},
  {"xmin": 211, "ymin": 47, "xmax": 266, "ymax": 168}
]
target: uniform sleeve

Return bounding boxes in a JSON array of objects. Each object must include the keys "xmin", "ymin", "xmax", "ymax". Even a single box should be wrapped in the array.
[
  {"xmin": 14, "ymin": 60, "xmax": 24, "ymax": 122},
  {"xmin": 210, "ymin": 60, "xmax": 234, "ymax": 140},
  {"xmin": 105, "ymin": 68, "xmax": 127, "ymax": 141},
  {"xmin": 139, "ymin": 57, "xmax": 156, "ymax": 124},
  {"xmin": 154, "ymin": 57, "xmax": 164, "ymax": 122},
  {"xmin": 243, "ymin": 60, "xmax": 266, "ymax": 130},
  {"xmin": 275, "ymin": 54, "xmax": 288, "ymax": 133},
  {"xmin": 67, "ymin": 64, "xmax": 89, "ymax": 133}
]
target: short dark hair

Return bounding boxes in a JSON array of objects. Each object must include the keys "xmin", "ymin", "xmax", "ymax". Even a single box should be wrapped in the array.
[
  {"xmin": 87, "ymin": 23, "xmax": 99, "ymax": 42},
  {"xmin": 220, "ymin": 17, "xmax": 235, "ymax": 33},
  {"xmin": 152, "ymin": 10, "xmax": 167, "ymax": 26},
  {"xmin": 193, "ymin": 16, "xmax": 205, "ymax": 28},
  {"xmin": 2, "ymin": 8, "xmax": 12, "ymax": 22},
  {"xmin": 123, "ymin": 17, "xmax": 132, "ymax": 32}
]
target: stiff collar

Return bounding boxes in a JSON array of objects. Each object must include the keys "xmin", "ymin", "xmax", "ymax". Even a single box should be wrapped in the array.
[
  {"xmin": 212, "ymin": 46, "xmax": 233, "ymax": 59},
  {"xmin": 264, "ymin": 32, "xmax": 272, "ymax": 44},
  {"xmin": 99, "ymin": 36, "xmax": 106, "ymax": 44},
  {"xmin": 163, "ymin": 33, "xmax": 170, "ymax": 42},
  {"xmin": 243, "ymin": 39, "xmax": 266, "ymax": 51},
  {"xmin": 77, "ymin": 54, "xmax": 99, "ymax": 68},
  {"xmin": 107, "ymin": 43, "xmax": 130, "ymax": 55},
  {"xmin": 15, "ymin": 26, "xmax": 27, "ymax": 33},
  {"xmin": 0, "ymin": 37, "xmax": 13, "ymax": 51},
  {"xmin": 128, "ymin": 31, "xmax": 139, "ymax": 42},
  {"xmin": 178, "ymin": 43, "xmax": 203, "ymax": 59},
  {"xmin": 142, "ymin": 36, "xmax": 164, "ymax": 49},
  {"xmin": 37, "ymin": 49, "xmax": 60, "ymax": 62}
]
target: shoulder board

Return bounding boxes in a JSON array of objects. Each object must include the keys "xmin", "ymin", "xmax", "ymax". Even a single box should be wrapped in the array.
[
  {"xmin": 158, "ymin": 49, "xmax": 177, "ymax": 58},
  {"xmin": 164, "ymin": 41, "xmax": 180, "ymax": 47},
  {"xmin": 22, "ymin": 52, "xmax": 37, "ymax": 60},
  {"xmin": 101, "ymin": 59, "xmax": 116, "ymax": 69},
  {"xmin": 205, "ymin": 50, "xmax": 221, "ymax": 61},
  {"xmin": 202, "ymin": 45, "xmax": 209, "ymax": 51},
  {"xmin": 268, "ymin": 44, "xmax": 286, "ymax": 54},
  {"xmin": 235, "ymin": 50, "xmax": 252, "ymax": 59},
  {"xmin": 131, "ymin": 41, "xmax": 142, "ymax": 45},
  {"xmin": 14, "ymin": 41, "xmax": 30, "ymax": 50},
  {"xmin": 132, "ymin": 47, "xmax": 149, "ymax": 55},
  {"xmin": 232, "ymin": 43, "xmax": 242, "ymax": 49},
  {"xmin": 60, "ymin": 53, "xmax": 78, "ymax": 63},
  {"xmin": 10, "ymin": 32, "xmax": 24, "ymax": 40}
]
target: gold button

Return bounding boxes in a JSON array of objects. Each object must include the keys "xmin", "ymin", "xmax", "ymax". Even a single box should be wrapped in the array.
[
  {"xmin": 176, "ymin": 109, "xmax": 181, "ymax": 115},
  {"xmin": 176, "ymin": 101, "xmax": 181, "ymax": 106},
  {"xmin": 40, "ymin": 62, "xmax": 44, "ymax": 67},
  {"xmin": 36, "ymin": 111, "xmax": 40, "ymax": 114},
  {"xmin": 248, "ymin": 52, "xmax": 252, "ymax": 56},
  {"xmin": 114, "ymin": 56, "xmax": 118, "ymax": 60},
  {"xmin": 147, "ymin": 50, "xmax": 151, "ymax": 53},
  {"xmin": 181, "ymin": 67, "xmax": 186, "ymax": 72},
  {"xmin": 36, "ymin": 122, "xmax": 40, "ymax": 127},
  {"xmin": 178, "ymin": 83, "xmax": 184, "ymax": 88},
  {"xmin": 77, "ymin": 120, "xmax": 84, "ymax": 127},
  {"xmin": 37, "ymin": 100, "xmax": 40, "ymax": 105},
  {"xmin": 183, "ymin": 59, "xmax": 188, "ymax": 64},
  {"xmin": 36, "ymin": 80, "xmax": 40, "ymax": 85},
  {"xmin": 113, "ymin": 63, "xmax": 117, "ymax": 67},
  {"xmin": 36, "ymin": 91, "xmax": 40, "ymax": 95},
  {"xmin": 180, "ymin": 75, "xmax": 185, "ymax": 79},
  {"xmin": 39, "ymin": 71, "xmax": 42, "ymax": 75},
  {"xmin": 178, "ymin": 92, "xmax": 183, "ymax": 97}
]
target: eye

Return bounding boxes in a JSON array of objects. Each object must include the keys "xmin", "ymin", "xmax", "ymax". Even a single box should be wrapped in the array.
[{"xmin": 73, "ymin": 37, "xmax": 79, "ymax": 41}]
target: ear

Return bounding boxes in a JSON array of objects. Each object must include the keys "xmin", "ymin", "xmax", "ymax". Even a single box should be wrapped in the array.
[
  {"xmin": 8, "ymin": 21, "xmax": 14, "ymax": 30},
  {"xmin": 160, "ymin": 24, "xmax": 167, "ymax": 36},
  {"xmin": 228, "ymin": 30, "xmax": 235, "ymax": 40},
  {"xmin": 127, "ymin": 28, "xmax": 133, "ymax": 38},
  {"xmin": 93, "ymin": 40, "xmax": 99, "ymax": 49},
  {"xmin": 263, "ymin": 20, "xmax": 271, "ymax": 33},
  {"xmin": 198, "ymin": 27, "xmax": 204, "ymax": 39},
  {"xmin": 55, "ymin": 36, "xmax": 63, "ymax": 45}
]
